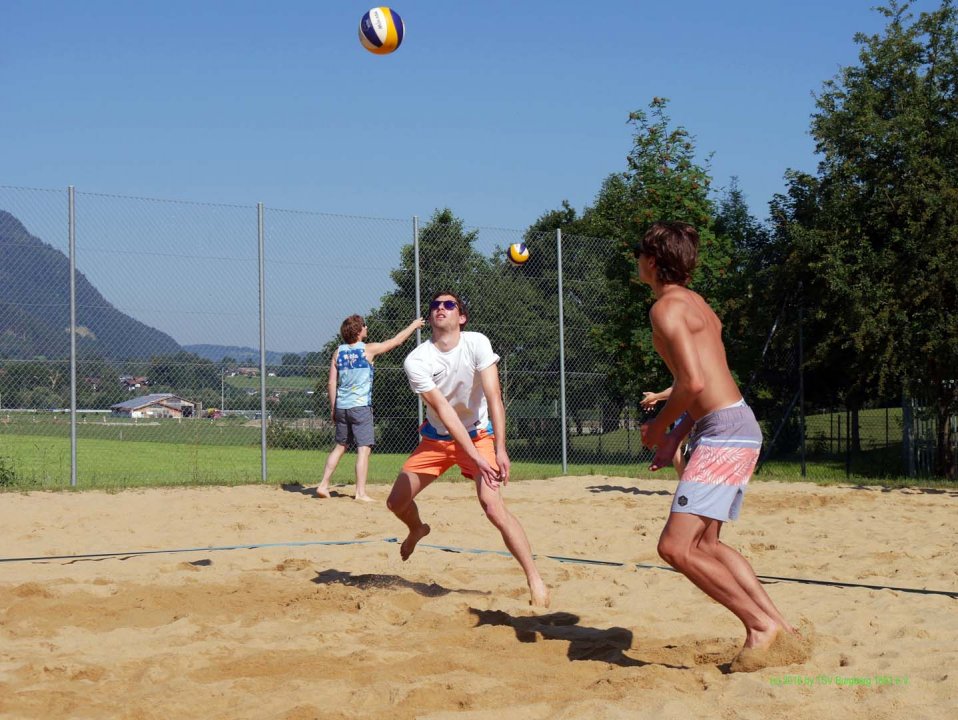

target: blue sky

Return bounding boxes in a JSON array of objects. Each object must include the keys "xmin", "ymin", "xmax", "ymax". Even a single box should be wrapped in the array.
[
  {"xmin": 1, "ymin": 1, "xmax": 938, "ymax": 351},
  {"xmin": 3, "ymin": 0, "xmax": 931, "ymax": 224}
]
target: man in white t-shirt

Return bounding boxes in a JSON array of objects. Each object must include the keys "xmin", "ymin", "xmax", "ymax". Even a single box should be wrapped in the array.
[{"xmin": 386, "ymin": 291, "xmax": 550, "ymax": 607}]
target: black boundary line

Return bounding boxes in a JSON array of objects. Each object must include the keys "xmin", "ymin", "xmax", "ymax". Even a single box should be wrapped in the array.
[
  {"xmin": 0, "ymin": 539, "xmax": 388, "ymax": 564},
  {"xmin": 2, "ymin": 538, "xmax": 955, "ymax": 599}
]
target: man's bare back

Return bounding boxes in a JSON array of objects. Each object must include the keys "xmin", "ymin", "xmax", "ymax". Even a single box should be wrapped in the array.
[{"xmin": 651, "ymin": 286, "xmax": 742, "ymax": 419}]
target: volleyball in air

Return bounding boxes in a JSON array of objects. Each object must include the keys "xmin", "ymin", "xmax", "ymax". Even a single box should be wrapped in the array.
[
  {"xmin": 359, "ymin": 7, "xmax": 405, "ymax": 55},
  {"xmin": 507, "ymin": 243, "xmax": 530, "ymax": 266}
]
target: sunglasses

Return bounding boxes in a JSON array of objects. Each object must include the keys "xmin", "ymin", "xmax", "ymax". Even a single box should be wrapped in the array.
[{"xmin": 429, "ymin": 299, "xmax": 459, "ymax": 311}]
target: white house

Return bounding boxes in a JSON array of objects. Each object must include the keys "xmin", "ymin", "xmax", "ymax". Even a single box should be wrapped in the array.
[{"xmin": 110, "ymin": 394, "xmax": 195, "ymax": 419}]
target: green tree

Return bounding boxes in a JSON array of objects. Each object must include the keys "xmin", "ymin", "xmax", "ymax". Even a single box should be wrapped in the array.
[
  {"xmin": 302, "ymin": 351, "xmax": 326, "ymax": 379},
  {"xmin": 506, "ymin": 203, "xmax": 624, "ymax": 446},
  {"xmin": 713, "ymin": 178, "xmax": 776, "ymax": 378},
  {"xmin": 76, "ymin": 355, "xmax": 127, "ymax": 409},
  {"xmin": 148, "ymin": 352, "xmax": 220, "ymax": 396},
  {"xmin": 588, "ymin": 99, "xmax": 729, "ymax": 413},
  {"xmin": 795, "ymin": 0, "xmax": 958, "ymax": 476},
  {"xmin": 279, "ymin": 352, "xmax": 305, "ymax": 378},
  {"xmin": 767, "ymin": 171, "xmax": 880, "ymax": 449}
]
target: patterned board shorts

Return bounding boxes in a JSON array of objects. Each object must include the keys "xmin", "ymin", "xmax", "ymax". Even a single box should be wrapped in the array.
[{"xmin": 671, "ymin": 401, "xmax": 762, "ymax": 522}]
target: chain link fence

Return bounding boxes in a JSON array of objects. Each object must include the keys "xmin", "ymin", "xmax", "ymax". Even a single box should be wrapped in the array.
[
  {"xmin": 1, "ymin": 186, "xmax": 657, "ymax": 489},
  {"xmin": 2, "ymin": 185, "xmax": 951, "ymax": 488},
  {"xmin": 744, "ymin": 295, "xmax": 952, "ymax": 480}
]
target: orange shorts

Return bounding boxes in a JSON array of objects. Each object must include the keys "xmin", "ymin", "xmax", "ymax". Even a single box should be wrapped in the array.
[{"xmin": 401, "ymin": 433, "xmax": 498, "ymax": 480}]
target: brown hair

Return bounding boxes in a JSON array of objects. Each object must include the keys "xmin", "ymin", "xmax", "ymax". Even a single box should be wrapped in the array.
[
  {"xmin": 634, "ymin": 221, "xmax": 699, "ymax": 286},
  {"xmin": 340, "ymin": 314, "xmax": 365, "ymax": 344},
  {"xmin": 430, "ymin": 290, "xmax": 468, "ymax": 327}
]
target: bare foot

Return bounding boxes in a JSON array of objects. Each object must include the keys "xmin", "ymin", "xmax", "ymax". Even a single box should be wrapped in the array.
[
  {"xmin": 314, "ymin": 486, "xmax": 331, "ymax": 499},
  {"xmin": 399, "ymin": 523, "xmax": 431, "ymax": 561},
  {"xmin": 529, "ymin": 578, "xmax": 551, "ymax": 608},
  {"xmin": 730, "ymin": 625, "xmax": 812, "ymax": 673},
  {"xmin": 745, "ymin": 622, "xmax": 780, "ymax": 650},
  {"xmin": 354, "ymin": 495, "xmax": 375, "ymax": 503}
]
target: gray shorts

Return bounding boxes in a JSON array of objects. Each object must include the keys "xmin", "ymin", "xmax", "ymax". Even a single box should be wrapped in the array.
[
  {"xmin": 672, "ymin": 480, "xmax": 747, "ymax": 522},
  {"xmin": 670, "ymin": 401, "xmax": 761, "ymax": 522},
  {"xmin": 334, "ymin": 406, "xmax": 375, "ymax": 447}
]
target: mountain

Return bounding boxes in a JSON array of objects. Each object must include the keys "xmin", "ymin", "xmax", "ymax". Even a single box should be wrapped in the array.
[
  {"xmin": 182, "ymin": 344, "xmax": 298, "ymax": 366},
  {"xmin": 0, "ymin": 209, "xmax": 183, "ymax": 360}
]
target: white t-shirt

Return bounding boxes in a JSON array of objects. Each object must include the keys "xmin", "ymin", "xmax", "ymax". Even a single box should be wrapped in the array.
[{"xmin": 403, "ymin": 331, "xmax": 500, "ymax": 438}]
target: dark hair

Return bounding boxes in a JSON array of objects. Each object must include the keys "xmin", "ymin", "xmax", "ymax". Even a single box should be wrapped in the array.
[
  {"xmin": 634, "ymin": 222, "xmax": 699, "ymax": 286},
  {"xmin": 430, "ymin": 290, "xmax": 468, "ymax": 327},
  {"xmin": 340, "ymin": 314, "xmax": 365, "ymax": 344}
]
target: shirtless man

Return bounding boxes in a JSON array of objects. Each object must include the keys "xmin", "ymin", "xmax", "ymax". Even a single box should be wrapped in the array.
[
  {"xmin": 635, "ymin": 222, "xmax": 796, "ymax": 665},
  {"xmin": 386, "ymin": 291, "xmax": 550, "ymax": 608}
]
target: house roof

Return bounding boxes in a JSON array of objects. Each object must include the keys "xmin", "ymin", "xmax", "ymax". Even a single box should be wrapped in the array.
[{"xmin": 111, "ymin": 393, "xmax": 191, "ymax": 411}]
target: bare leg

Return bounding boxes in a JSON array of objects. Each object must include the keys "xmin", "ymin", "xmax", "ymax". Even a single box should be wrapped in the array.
[
  {"xmin": 658, "ymin": 513, "xmax": 778, "ymax": 648},
  {"xmin": 354, "ymin": 445, "xmax": 373, "ymax": 501},
  {"xmin": 699, "ymin": 523, "xmax": 796, "ymax": 633},
  {"xmin": 386, "ymin": 470, "xmax": 435, "ymax": 560},
  {"xmin": 316, "ymin": 444, "xmax": 347, "ymax": 498},
  {"xmin": 476, "ymin": 479, "xmax": 550, "ymax": 608}
]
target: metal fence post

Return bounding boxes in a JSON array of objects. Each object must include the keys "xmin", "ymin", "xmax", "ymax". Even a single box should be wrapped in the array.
[
  {"xmin": 557, "ymin": 229, "xmax": 567, "ymax": 472},
  {"xmin": 845, "ymin": 409, "xmax": 851, "ymax": 479},
  {"xmin": 902, "ymin": 392, "xmax": 914, "ymax": 477},
  {"xmin": 68, "ymin": 185, "xmax": 77, "ymax": 488},
  {"xmin": 798, "ymin": 288, "xmax": 806, "ymax": 478},
  {"xmin": 413, "ymin": 215, "xmax": 423, "ymax": 426},
  {"xmin": 258, "ymin": 202, "xmax": 267, "ymax": 483}
]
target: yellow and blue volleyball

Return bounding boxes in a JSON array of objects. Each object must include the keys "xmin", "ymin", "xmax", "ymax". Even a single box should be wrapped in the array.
[
  {"xmin": 507, "ymin": 242, "xmax": 530, "ymax": 266},
  {"xmin": 359, "ymin": 7, "xmax": 404, "ymax": 55}
]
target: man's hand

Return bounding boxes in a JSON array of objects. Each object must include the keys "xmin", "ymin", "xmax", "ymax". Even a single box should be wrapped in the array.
[
  {"xmin": 495, "ymin": 448, "xmax": 511, "ymax": 485},
  {"xmin": 475, "ymin": 454, "xmax": 503, "ymax": 490},
  {"xmin": 640, "ymin": 391, "xmax": 660, "ymax": 411},
  {"xmin": 641, "ymin": 419, "xmax": 666, "ymax": 450},
  {"xmin": 649, "ymin": 426, "xmax": 682, "ymax": 472}
]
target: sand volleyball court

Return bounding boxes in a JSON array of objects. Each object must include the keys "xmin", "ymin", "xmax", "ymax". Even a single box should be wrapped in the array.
[{"xmin": 1, "ymin": 476, "xmax": 955, "ymax": 719}]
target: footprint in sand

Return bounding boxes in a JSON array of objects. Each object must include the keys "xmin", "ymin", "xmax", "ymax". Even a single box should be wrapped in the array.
[{"xmin": 274, "ymin": 558, "xmax": 311, "ymax": 572}]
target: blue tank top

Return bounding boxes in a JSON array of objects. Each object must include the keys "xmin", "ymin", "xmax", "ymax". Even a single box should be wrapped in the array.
[{"xmin": 335, "ymin": 342, "xmax": 373, "ymax": 409}]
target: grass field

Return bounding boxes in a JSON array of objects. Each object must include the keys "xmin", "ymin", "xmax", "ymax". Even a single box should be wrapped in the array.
[
  {"xmin": 1, "ymin": 408, "xmax": 947, "ymax": 492},
  {"xmin": 1, "ymin": 414, "xmax": 261, "ymax": 445},
  {"xmin": 803, "ymin": 406, "xmax": 903, "ymax": 446},
  {"xmin": 0, "ymin": 431, "xmax": 645, "ymax": 491}
]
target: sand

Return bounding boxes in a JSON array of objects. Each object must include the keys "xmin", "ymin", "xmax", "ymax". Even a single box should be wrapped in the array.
[{"xmin": 1, "ymin": 476, "xmax": 955, "ymax": 719}]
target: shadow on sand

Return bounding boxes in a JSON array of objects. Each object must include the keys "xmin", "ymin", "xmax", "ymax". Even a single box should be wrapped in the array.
[
  {"xmin": 281, "ymin": 483, "xmax": 350, "ymax": 499},
  {"xmin": 586, "ymin": 484, "xmax": 672, "ymax": 497},
  {"xmin": 312, "ymin": 569, "xmax": 490, "ymax": 598},
  {"xmin": 469, "ymin": 608, "xmax": 691, "ymax": 669},
  {"xmin": 846, "ymin": 484, "xmax": 958, "ymax": 498}
]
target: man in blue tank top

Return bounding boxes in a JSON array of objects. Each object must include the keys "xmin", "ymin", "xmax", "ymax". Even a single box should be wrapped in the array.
[{"xmin": 315, "ymin": 313, "xmax": 424, "ymax": 501}]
